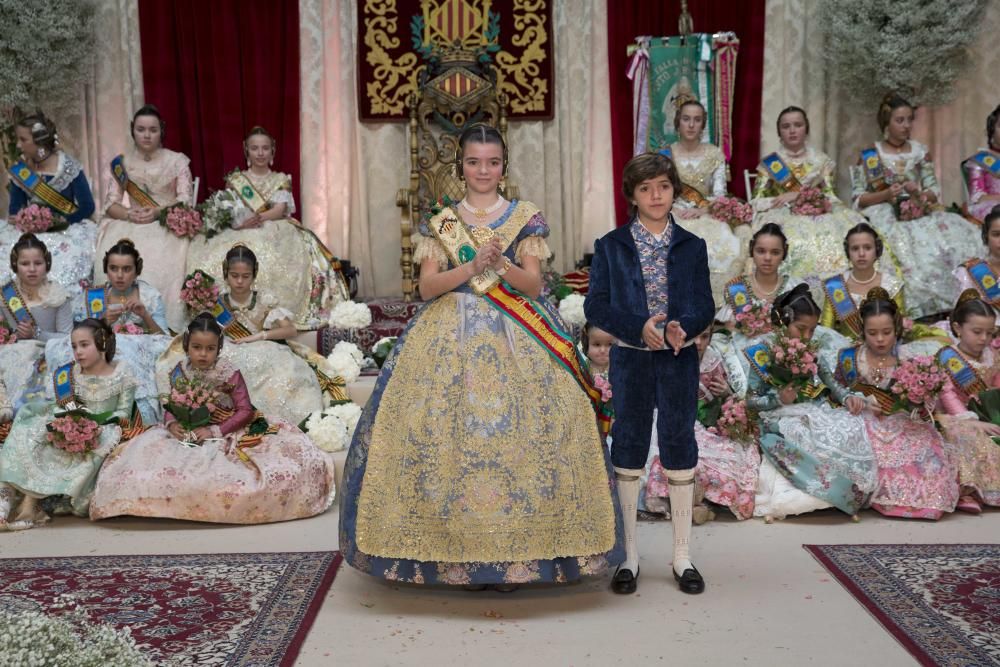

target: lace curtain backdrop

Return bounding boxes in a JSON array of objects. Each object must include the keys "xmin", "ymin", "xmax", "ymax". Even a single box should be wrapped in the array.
[
  {"xmin": 761, "ymin": 0, "xmax": 1000, "ymax": 205},
  {"xmin": 299, "ymin": 0, "xmax": 615, "ymax": 299},
  {"xmin": 0, "ymin": 0, "xmax": 143, "ymax": 217}
]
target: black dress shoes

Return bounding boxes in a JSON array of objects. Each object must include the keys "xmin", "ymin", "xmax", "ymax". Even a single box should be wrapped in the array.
[
  {"xmin": 611, "ymin": 566, "xmax": 639, "ymax": 594},
  {"xmin": 673, "ymin": 565, "xmax": 705, "ymax": 594}
]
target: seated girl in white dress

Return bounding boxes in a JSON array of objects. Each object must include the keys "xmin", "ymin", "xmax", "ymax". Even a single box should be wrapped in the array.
[{"xmin": 90, "ymin": 313, "xmax": 336, "ymax": 524}]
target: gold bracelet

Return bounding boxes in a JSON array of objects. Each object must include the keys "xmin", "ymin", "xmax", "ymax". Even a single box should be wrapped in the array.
[{"xmin": 496, "ymin": 258, "xmax": 512, "ymax": 276}]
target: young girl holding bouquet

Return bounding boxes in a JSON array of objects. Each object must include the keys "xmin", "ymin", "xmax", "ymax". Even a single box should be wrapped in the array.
[
  {"xmin": 827, "ymin": 288, "xmax": 958, "ymax": 519},
  {"xmin": 646, "ymin": 326, "xmax": 760, "ymax": 521},
  {"xmin": 0, "ymin": 319, "xmax": 137, "ymax": 530},
  {"xmin": 746, "ymin": 284, "xmax": 878, "ymax": 521},
  {"xmin": 158, "ymin": 244, "xmax": 332, "ymax": 426},
  {"xmin": 933, "ymin": 291, "xmax": 1000, "ymax": 512},
  {"xmin": 1, "ymin": 233, "xmax": 74, "ymax": 409},
  {"xmin": 90, "ymin": 313, "xmax": 336, "ymax": 524}
]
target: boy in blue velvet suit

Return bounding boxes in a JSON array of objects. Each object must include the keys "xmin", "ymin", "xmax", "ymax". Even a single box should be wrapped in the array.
[{"xmin": 584, "ymin": 152, "xmax": 714, "ymax": 595}]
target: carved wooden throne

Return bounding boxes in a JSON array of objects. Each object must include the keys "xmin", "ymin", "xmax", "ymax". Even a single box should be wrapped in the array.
[{"xmin": 395, "ymin": 0, "xmax": 518, "ymax": 301}]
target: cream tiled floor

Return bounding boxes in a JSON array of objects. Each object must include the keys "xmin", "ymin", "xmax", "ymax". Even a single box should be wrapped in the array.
[{"xmin": 3, "ymin": 506, "xmax": 995, "ymax": 666}]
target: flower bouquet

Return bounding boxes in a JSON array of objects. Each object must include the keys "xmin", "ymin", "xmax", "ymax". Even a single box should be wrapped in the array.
[
  {"xmin": 708, "ymin": 396, "xmax": 758, "ymax": 443},
  {"xmin": 969, "ymin": 387, "xmax": 1000, "ymax": 446},
  {"xmin": 888, "ymin": 355, "xmax": 946, "ymax": 419},
  {"xmin": 111, "ymin": 321, "xmax": 145, "ymax": 335},
  {"xmin": 158, "ymin": 203, "xmax": 204, "ymax": 239},
  {"xmin": 708, "ymin": 196, "xmax": 753, "ymax": 228},
  {"xmin": 198, "ymin": 188, "xmax": 250, "ymax": 238},
  {"xmin": 558, "ymin": 293, "xmax": 586, "ymax": 329},
  {"xmin": 180, "ymin": 270, "xmax": 220, "ymax": 313},
  {"xmin": 10, "ymin": 204, "xmax": 69, "ymax": 233},
  {"xmin": 328, "ymin": 300, "xmax": 372, "ymax": 330},
  {"xmin": 324, "ymin": 341, "xmax": 364, "ymax": 384},
  {"xmin": 734, "ymin": 301, "xmax": 771, "ymax": 337},
  {"xmin": 593, "ymin": 372, "xmax": 613, "ymax": 403},
  {"xmin": 46, "ymin": 413, "xmax": 102, "ymax": 455},
  {"xmin": 768, "ymin": 331, "xmax": 821, "ymax": 400},
  {"xmin": 790, "ymin": 187, "xmax": 832, "ymax": 216},
  {"xmin": 163, "ymin": 375, "xmax": 219, "ymax": 444},
  {"xmin": 371, "ymin": 336, "xmax": 397, "ymax": 368},
  {"xmin": 300, "ymin": 401, "xmax": 363, "ymax": 452},
  {"xmin": 0, "ymin": 323, "xmax": 17, "ymax": 345},
  {"xmin": 896, "ymin": 191, "xmax": 933, "ymax": 221}
]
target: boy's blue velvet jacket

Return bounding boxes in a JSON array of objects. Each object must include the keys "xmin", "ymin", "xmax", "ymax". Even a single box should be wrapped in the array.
[{"xmin": 584, "ymin": 217, "xmax": 715, "ymax": 349}]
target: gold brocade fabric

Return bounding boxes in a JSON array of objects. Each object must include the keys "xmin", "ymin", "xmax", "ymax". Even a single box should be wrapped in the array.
[{"xmin": 354, "ymin": 293, "xmax": 617, "ymax": 563}]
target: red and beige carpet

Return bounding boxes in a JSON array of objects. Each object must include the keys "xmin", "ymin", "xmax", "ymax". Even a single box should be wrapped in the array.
[
  {"xmin": 805, "ymin": 543, "xmax": 1000, "ymax": 667},
  {"xmin": 0, "ymin": 551, "xmax": 341, "ymax": 666}
]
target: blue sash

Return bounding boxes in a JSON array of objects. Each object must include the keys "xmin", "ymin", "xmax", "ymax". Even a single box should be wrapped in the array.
[
  {"xmin": 85, "ymin": 287, "xmax": 107, "ymax": 319},
  {"xmin": 1, "ymin": 280, "xmax": 34, "ymax": 326},
  {"xmin": 860, "ymin": 146, "xmax": 888, "ymax": 191},
  {"xmin": 760, "ymin": 153, "xmax": 800, "ymax": 192},
  {"xmin": 8, "ymin": 161, "xmax": 78, "ymax": 215},
  {"xmin": 837, "ymin": 346, "xmax": 896, "ymax": 412},
  {"xmin": 970, "ymin": 150, "xmax": 1000, "ymax": 176},
  {"xmin": 963, "ymin": 259, "xmax": 1000, "ymax": 305},
  {"xmin": 725, "ymin": 278, "xmax": 752, "ymax": 315},
  {"xmin": 211, "ymin": 297, "xmax": 253, "ymax": 340},
  {"xmin": 743, "ymin": 342, "xmax": 772, "ymax": 384},
  {"xmin": 52, "ymin": 362, "xmax": 74, "ymax": 407},
  {"xmin": 658, "ymin": 146, "xmax": 672, "ymax": 159},
  {"xmin": 111, "ymin": 155, "xmax": 158, "ymax": 208},
  {"xmin": 936, "ymin": 346, "xmax": 988, "ymax": 396},
  {"xmin": 823, "ymin": 275, "xmax": 861, "ymax": 337}
]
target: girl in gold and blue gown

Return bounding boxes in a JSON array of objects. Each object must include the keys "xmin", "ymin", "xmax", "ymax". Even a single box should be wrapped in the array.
[{"xmin": 340, "ymin": 125, "xmax": 622, "ymax": 587}]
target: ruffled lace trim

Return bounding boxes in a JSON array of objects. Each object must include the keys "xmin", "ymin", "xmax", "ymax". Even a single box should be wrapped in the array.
[
  {"xmin": 46, "ymin": 152, "xmax": 84, "ymax": 192},
  {"xmin": 19, "ymin": 279, "xmax": 69, "ymax": 309},
  {"xmin": 515, "ymin": 235, "xmax": 552, "ymax": 264},
  {"xmin": 413, "ymin": 235, "xmax": 449, "ymax": 271},
  {"xmin": 75, "ymin": 362, "xmax": 137, "ymax": 403}
]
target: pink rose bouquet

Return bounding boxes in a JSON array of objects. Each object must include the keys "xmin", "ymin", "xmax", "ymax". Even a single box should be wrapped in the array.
[
  {"xmin": 158, "ymin": 203, "xmax": 204, "ymax": 239},
  {"xmin": 0, "ymin": 323, "xmax": 17, "ymax": 345},
  {"xmin": 896, "ymin": 192, "xmax": 933, "ymax": 221},
  {"xmin": 708, "ymin": 196, "xmax": 753, "ymax": 228},
  {"xmin": 46, "ymin": 414, "xmax": 102, "ymax": 455},
  {"xmin": 769, "ymin": 331, "xmax": 819, "ymax": 389},
  {"xmin": 790, "ymin": 187, "xmax": 832, "ymax": 216},
  {"xmin": 734, "ymin": 301, "xmax": 771, "ymax": 337},
  {"xmin": 889, "ymin": 355, "xmax": 946, "ymax": 417},
  {"xmin": 708, "ymin": 396, "xmax": 758, "ymax": 443},
  {"xmin": 164, "ymin": 375, "xmax": 219, "ymax": 431},
  {"xmin": 10, "ymin": 204, "xmax": 67, "ymax": 233},
  {"xmin": 593, "ymin": 373, "xmax": 613, "ymax": 403},
  {"xmin": 180, "ymin": 270, "xmax": 220, "ymax": 313},
  {"xmin": 112, "ymin": 321, "xmax": 145, "ymax": 335}
]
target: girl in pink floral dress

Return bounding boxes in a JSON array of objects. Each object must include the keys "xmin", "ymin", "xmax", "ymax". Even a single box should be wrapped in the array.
[
  {"xmin": 828, "ymin": 288, "xmax": 958, "ymax": 519},
  {"xmin": 934, "ymin": 291, "xmax": 1000, "ymax": 512},
  {"xmin": 91, "ymin": 313, "xmax": 336, "ymax": 524}
]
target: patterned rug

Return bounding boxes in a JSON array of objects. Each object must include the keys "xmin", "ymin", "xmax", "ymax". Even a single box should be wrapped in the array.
[
  {"xmin": 0, "ymin": 551, "xmax": 341, "ymax": 666},
  {"xmin": 805, "ymin": 544, "xmax": 1000, "ymax": 666}
]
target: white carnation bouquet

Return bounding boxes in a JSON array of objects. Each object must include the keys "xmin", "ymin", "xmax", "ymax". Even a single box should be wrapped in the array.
[
  {"xmin": 328, "ymin": 301, "xmax": 372, "ymax": 330},
  {"xmin": 324, "ymin": 341, "xmax": 364, "ymax": 384},
  {"xmin": 302, "ymin": 401, "xmax": 363, "ymax": 452},
  {"xmin": 197, "ymin": 189, "xmax": 251, "ymax": 238},
  {"xmin": 558, "ymin": 292, "xmax": 586, "ymax": 329}
]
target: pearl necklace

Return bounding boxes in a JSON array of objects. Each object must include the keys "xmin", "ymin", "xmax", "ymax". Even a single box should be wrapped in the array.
[
  {"xmin": 751, "ymin": 272, "xmax": 780, "ymax": 297},
  {"xmin": 460, "ymin": 196, "xmax": 504, "ymax": 221},
  {"xmin": 849, "ymin": 269, "xmax": 878, "ymax": 285}
]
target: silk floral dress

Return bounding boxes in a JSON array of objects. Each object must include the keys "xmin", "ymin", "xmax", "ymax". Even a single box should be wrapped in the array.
[
  {"xmin": 90, "ymin": 358, "xmax": 336, "ymax": 524},
  {"xmin": 185, "ymin": 170, "xmax": 348, "ymax": 329},
  {"xmin": 339, "ymin": 200, "xmax": 624, "ymax": 585},
  {"xmin": 95, "ymin": 147, "xmax": 193, "ymax": 332},
  {"xmin": 962, "ymin": 146, "xmax": 1000, "ymax": 224}
]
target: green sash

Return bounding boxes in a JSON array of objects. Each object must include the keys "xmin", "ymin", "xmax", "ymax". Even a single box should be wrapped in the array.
[{"xmin": 226, "ymin": 170, "xmax": 269, "ymax": 214}]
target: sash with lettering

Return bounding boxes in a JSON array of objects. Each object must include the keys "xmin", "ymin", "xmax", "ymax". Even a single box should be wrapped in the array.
[
  {"xmin": 745, "ymin": 339, "xmax": 825, "ymax": 400},
  {"xmin": 110, "ymin": 155, "xmax": 158, "ymax": 208},
  {"xmin": 211, "ymin": 297, "xmax": 254, "ymax": 341},
  {"xmin": 963, "ymin": 258, "xmax": 1000, "ymax": 306},
  {"xmin": 760, "ymin": 153, "xmax": 801, "ymax": 193},
  {"xmin": 860, "ymin": 146, "xmax": 889, "ymax": 192},
  {"xmin": 724, "ymin": 277, "xmax": 753, "ymax": 316},
  {"xmin": 658, "ymin": 146, "xmax": 709, "ymax": 208},
  {"xmin": 836, "ymin": 347, "xmax": 896, "ymax": 413},
  {"xmin": 426, "ymin": 199, "xmax": 612, "ymax": 436},
  {"xmin": 1, "ymin": 280, "xmax": 35, "ymax": 327},
  {"xmin": 823, "ymin": 275, "xmax": 862, "ymax": 337},
  {"xmin": 936, "ymin": 346, "xmax": 988, "ymax": 397},
  {"xmin": 969, "ymin": 150, "xmax": 1000, "ymax": 177},
  {"xmin": 8, "ymin": 161, "xmax": 78, "ymax": 216}
]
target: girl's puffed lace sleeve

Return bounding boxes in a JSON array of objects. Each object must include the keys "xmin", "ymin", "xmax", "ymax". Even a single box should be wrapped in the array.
[
  {"xmin": 260, "ymin": 292, "xmax": 295, "ymax": 329},
  {"xmin": 514, "ymin": 212, "xmax": 553, "ymax": 265},
  {"xmin": 413, "ymin": 222, "xmax": 449, "ymax": 271}
]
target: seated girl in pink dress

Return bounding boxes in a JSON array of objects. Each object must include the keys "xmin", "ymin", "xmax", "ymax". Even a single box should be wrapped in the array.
[
  {"xmin": 934, "ymin": 291, "xmax": 1000, "ymax": 513},
  {"xmin": 90, "ymin": 313, "xmax": 336, "ymax": 524},
  {"xmin": 961, "ymin": 104, "xmax": 1000, "ymax": 224}
]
